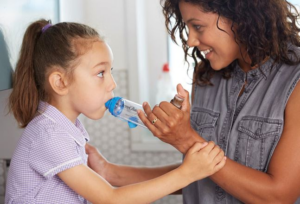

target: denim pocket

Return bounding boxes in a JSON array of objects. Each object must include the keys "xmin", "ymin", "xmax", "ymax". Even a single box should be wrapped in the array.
[
  {"xmin": 235, "ymin": 116, "xmax": 282, "ymax": 171},
  {"xmin": 190, "ymin": 107, "xmax": 219, "ymax": 141}
]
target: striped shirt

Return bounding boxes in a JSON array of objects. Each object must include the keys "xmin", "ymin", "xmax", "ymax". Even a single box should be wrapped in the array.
[{"xmin": 5, "ymin": 101, "xmax": 90, "ymax": 204}]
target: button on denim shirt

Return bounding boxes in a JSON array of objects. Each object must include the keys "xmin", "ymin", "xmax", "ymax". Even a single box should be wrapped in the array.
[{"xmin": 183, "ymin": 49, "xmax": 300, "ymax": 204}]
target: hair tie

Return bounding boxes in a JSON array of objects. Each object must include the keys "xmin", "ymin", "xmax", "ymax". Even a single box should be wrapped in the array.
[{"xmin": 42, "ymin": 24, "xmax": 52, "ymax": 33}]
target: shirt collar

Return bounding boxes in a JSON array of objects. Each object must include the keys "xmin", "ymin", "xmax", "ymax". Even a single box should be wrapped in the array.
[
  {"xmin": 38, "ymin": 101, "xmax": 89, "ymax": 146},
  {"xmin": 232, "ymin": 58, "xmax": 279, "ymax": 82}
]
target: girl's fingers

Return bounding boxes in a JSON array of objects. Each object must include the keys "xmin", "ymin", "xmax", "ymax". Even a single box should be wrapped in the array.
[
  {"xmin": 213, "ymin": 149, "xmax": 225, "ymax": 164},
  {"xmin": 186, "ymin": 142, "xmax": 208, "ymax": 155},
  {"xmin": 201, "ymin": 141, "xmax": 216, "ymax": 154},
  {"xmin": 208, "ymin": 145, "xmax": 222, "ymax": 160},
  {"xmin": 214, "ymin": 157, "xmax": 227, "ymax": 171}
]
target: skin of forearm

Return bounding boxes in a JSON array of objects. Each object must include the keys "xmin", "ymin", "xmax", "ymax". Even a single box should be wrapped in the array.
[
  {"xmin": 108, "ymin": 168, "xmax": 189, "ymax": 204},
  {"xmin": 106, "ymin": 163, "xmax": 180, "ymax": 187},
  {"xmin": 184, "ymin": 132, "xmax": 288, "ymax": 203},
  {"xmin": 210, "ymin": 159, "xmax": 289, "ymax": 204}
]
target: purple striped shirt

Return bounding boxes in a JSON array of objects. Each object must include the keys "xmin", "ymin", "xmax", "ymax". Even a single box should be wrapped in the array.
[{"xmin": 5, "ymin": 101, "xmax": 90, "ymax": 204}]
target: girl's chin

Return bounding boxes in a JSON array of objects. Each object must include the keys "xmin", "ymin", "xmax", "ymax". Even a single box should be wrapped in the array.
[{"xmin": 84, "ymin": 111, "xmax": 105, "ymax": 120}]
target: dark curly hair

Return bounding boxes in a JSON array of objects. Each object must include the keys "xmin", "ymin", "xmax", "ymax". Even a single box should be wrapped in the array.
[{"xmin": 161, "ymin": 0, "xmax": 300, "ymax": 85}]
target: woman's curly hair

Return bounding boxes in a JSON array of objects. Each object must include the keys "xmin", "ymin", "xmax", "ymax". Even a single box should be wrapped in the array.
[{"xmin": 161, "ymin": 0, "xmax": 300, "ymax": 85}]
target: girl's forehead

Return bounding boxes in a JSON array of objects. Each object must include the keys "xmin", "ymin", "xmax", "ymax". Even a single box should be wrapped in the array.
[{"xmin": 77, "ymin": 41, "xmax": 113, "ymax": 66}]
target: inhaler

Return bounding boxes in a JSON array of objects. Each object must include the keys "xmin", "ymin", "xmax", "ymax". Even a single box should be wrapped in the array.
[
  {"xmin": 105, "ymin": 95, "xmax": 184, "ymax": 129},
  {"xmin": 105, "ymin": 97, "xmax": 146, "ymax": 128}
]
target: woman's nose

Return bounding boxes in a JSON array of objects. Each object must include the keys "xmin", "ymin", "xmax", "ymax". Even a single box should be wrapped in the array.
[{"xmin": 187, "ymin": 31, "xmax": 200, "ymax": 47}]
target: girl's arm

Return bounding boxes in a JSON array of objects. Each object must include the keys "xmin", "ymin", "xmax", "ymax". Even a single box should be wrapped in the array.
[
  {"xmin": 59, "ymin": 142, "xmax": 226, "ymax": 204},
  {"xmin": 139, "ymin": 83, "xmax": 300, "ymax": 204},
  {"xmin": 85, "ymin": 143, "xmax": 180, "ymax": 187}
]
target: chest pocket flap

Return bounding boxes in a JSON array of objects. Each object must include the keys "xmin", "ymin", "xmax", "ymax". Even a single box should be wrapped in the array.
[
  {"xmin": 190, "ymin": 107, "xmax": 220, "ymax": 142},
  {"xmin": 191, "ymin": 107, "xmax": 219, "ymax": 129},
  {"xmin": 236, "ymin": 116, "xmax": 283, "ymax": 171},
  {"xmin": 238, "ymin": 116, "xmax": 282, "ymax": 139}
]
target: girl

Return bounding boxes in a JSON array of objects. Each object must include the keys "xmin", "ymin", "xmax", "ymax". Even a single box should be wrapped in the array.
[
  {"xmin": 87, "ymin": 0, "xmax": 300, "ymax": 203},
  {"xmin": 5, "ymin": 19, "xmax": 226, "ymax": 204}
]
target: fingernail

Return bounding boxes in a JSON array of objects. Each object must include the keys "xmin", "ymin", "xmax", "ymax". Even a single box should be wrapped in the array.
[{"xmin": 143, "ymin": 102, "xmax": 147, "ymax": 107}]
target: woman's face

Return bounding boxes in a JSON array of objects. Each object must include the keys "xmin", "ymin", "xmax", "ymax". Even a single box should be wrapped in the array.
[{"xmin": 179, "ymin": 1, "xmax": 248, "ymax": 71}]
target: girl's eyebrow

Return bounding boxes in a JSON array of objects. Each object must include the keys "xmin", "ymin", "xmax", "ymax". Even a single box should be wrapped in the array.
[{"xmin": 93, "ymin": 62, "xmax": 108, "ymax": 68}]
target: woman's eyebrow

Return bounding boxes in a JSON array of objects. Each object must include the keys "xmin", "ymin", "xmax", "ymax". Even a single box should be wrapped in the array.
[{"xmin": 187, "ymin": 18, "xmax": 202, "ymax": 24}]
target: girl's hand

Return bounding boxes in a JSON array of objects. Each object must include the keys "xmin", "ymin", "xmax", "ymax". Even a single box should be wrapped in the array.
[
  {"xmin": 85, "ymin": 143, "xmax": 110, "ymax": 179},
  {"xmin": 180, "ymin": 142, "xmax": 226, "ymax": 183},
  {"xmin": 138, "ymin": 84, "xmax": 203, "ymax": 153}
]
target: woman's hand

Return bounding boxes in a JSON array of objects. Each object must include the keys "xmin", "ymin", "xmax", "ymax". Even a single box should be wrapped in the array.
[
  {"xmin": 138, "ymin": 84, "xmax": 204, "ymax": 153},
  {"xmin": 180, "ymin": 141, "xmax": 226, "ymax": 182},
  {"xmin": 85, "ymin": 143, "xmax": 110, "ymax": 179}
]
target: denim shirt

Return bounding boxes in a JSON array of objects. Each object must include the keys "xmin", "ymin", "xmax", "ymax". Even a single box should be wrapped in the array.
[{"xmin": 183, "ymin": 51, "xmax": 300, "ymax": 204}]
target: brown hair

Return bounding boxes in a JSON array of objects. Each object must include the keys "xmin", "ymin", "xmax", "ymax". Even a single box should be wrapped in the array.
[
  {"xmin": 161, "ymin": 0, "xmax": 300, "ymax": 85},
  {"xmin": 9, "ymin": 19, "xmax": 101, "ymax": 128}
]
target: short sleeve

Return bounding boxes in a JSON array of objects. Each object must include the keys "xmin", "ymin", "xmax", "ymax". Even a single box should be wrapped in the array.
[{"xmin": 29, "ymin": 126, "xmax": 84, "ymax": 179}]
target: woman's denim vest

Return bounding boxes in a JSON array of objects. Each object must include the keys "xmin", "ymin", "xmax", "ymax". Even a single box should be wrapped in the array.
[{"xmin": 183, "ymin": 53, "xmax": 300, "ymax": 204}]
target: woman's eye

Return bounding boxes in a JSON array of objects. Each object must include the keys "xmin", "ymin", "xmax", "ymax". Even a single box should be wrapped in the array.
[
  {"xmin": 97, "ymin": 71, "xmax": 104, "ymax": 78},
  {"xmin": 193, "ymin": 25, "xmax": 201, "ymax": 30}
]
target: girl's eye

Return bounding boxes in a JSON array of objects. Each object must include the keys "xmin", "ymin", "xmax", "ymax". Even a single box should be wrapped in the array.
[{"xmin": 97, "ymin": 71, "xmax": 104, "ymax": 78}]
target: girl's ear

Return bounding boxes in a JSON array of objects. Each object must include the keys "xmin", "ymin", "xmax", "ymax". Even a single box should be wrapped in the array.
[{"xmin": 48, "ymin": 71, "xmax": 69, "ymax": 95}]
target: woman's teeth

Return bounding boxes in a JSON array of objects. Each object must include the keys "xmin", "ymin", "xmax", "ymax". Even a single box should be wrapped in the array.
[{"xmin": 202, "ymin": 48, "xmax": 213, "ymax": 55}]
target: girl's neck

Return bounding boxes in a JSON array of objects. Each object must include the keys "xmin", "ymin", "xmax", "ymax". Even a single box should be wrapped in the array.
[{"xmin": 49, "ymin": 99, "xmax": 78, "ymax": 124}]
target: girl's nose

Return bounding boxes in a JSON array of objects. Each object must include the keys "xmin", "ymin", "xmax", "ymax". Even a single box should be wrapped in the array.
[{"xmin": 107, "ymin": 74, "xmax": 117, "ymax": 91}]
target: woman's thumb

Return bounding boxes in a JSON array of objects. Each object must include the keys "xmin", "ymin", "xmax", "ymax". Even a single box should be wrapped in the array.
[{"xmin": 176, "ymin": 83, "xmax": 190, "ymax": 111}]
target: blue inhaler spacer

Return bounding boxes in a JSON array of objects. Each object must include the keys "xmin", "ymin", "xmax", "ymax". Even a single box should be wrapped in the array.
[{"xmin": 105, "ymin": 97, "xmax": 146, "ymax": 129}]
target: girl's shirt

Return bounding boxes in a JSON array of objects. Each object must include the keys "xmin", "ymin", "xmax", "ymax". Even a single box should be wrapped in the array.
[
  {"xmin": 5, "ymin": 101, "xmax": 89, "ymax": 204},
  {"xmin": 183, "ymin": 47, "xmax": 300, "ymax": 204}
]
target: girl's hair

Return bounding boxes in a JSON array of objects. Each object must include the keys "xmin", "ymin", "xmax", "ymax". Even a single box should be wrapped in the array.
[
  {"xmin": 9, "ymin": 19, "xmax": 101, "ymax": 128},
  {"xmin": 161, "ymin": 0, "xmax": 300, "ymax": 85}
]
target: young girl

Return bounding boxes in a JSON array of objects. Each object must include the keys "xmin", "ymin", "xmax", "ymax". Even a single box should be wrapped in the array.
[{"xmin": 5, "ymin": 19, "xmax": 226, "ymax": 204}]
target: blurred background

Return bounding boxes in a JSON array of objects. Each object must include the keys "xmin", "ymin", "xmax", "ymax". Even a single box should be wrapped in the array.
[{"xmin": 0, "ymin": 0, "xmax": 299, "ymax": 203}]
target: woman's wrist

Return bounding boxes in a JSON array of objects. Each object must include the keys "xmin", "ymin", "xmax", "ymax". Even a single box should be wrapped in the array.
[{"xmin": 178, "ymin": 128, "xmax": 205, "ymax": 154}]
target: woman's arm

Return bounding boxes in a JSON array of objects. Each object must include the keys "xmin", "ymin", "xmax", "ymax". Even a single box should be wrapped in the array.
[
  {"xmin": 211, "ymin": 82, "xmax": 300, "ymax": 203},
  {"xmin": 139, "ymin": 83, "xmax": 300, "ymax": 203},
  {"xmin": 60, "ymin": 142, "xmax": 226, "ymax": 204}
]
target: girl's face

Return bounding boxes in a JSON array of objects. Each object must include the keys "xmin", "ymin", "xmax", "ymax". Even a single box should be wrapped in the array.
[
  {"xmin": 179, "ymin": 1, "xmax": 249, "ymax": 71},
  {"xmin": 68, "ymin": 40, "xmax": 116, "ymax": 121}
]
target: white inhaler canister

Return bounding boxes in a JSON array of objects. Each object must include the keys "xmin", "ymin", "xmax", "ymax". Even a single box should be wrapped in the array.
[{"xmin": 105, "ymin": 97, "xmax": 146, "ymax": 129}]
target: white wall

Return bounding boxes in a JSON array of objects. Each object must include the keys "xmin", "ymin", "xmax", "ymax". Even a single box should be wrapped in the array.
[{"xmin": 60, "ymin": 0, "xmax": 127, "ymax": 71}]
